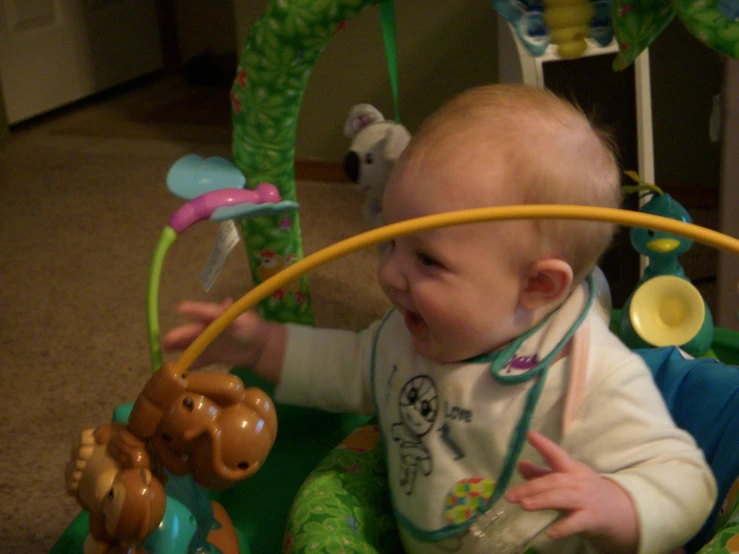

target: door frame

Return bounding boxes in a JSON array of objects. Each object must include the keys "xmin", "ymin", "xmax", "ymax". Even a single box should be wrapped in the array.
[
  {"xmin": 718, "ymin": 57, "xmax": 739, "ymax": 329},
  {"xmin": 0, "ymin": 79, "xmax": 8, "ymax": 142},
  {"xmin": 0, "ymin": 0, "xmax": 180, "ymax": 137}
]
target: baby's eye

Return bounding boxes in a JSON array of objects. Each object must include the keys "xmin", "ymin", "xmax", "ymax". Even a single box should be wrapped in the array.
[{"xmin": 417, "ymin": 252, "xmax": 439, "ymax": 267}]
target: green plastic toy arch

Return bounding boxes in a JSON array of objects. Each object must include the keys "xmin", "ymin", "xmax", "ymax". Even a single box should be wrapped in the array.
[{"xmin": 231, "ymin": 0, "xmax": 384, "ymax": 327}]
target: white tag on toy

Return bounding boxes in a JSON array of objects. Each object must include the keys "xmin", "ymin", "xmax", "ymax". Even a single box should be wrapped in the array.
[{"xmin": 199, "ymin": 220, "xmax": 241, "ymax": 292}]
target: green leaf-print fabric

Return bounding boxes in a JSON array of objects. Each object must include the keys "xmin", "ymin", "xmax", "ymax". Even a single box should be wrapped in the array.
[
  {"xmin": 284, "ymin": 426, "xmax": 402, "ymax": 553},
  {"xmin": 674, "ymin": 0, "xmax": 739, "ymax": 60},
  {"xmin": 611, "ymin": 0, "xmax": 675, "ymax": 69},
  {"xmin": 284, "ymin": 432, "xmax": 739, "ymax": 554},
  {"xmin": 231, "ymin": 0, "xmax": 379, "ymax": 324},
  {"xmin": 612, "ymin": 0, "xmax": 739, "ymax": 69}
]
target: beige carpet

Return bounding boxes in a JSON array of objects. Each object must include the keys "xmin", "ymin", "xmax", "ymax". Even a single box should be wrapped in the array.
[
  {"xmin": 0, "ymin": 75, "xmax": 389, "ymax": 553},
  {"xmin": 47, "ymin": 76, "xmax": 233, "ymax": 143}
]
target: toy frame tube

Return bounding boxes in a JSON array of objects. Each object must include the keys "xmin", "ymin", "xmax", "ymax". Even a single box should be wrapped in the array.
[{"xmin": 172, "ymin": 204, "xmax": 739, "ymax": 376}]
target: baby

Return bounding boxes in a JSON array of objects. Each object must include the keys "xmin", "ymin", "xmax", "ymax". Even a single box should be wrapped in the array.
[{"xmin": 163, "ymin": 84, "xmax": 716, "ymax": 553}]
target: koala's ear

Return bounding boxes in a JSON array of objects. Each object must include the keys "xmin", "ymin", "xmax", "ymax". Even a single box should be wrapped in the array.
[
  {"xmin": 383, "ymin": 124, "xmax": 412, "ymax": 162},
  {"xmin": 344, "ymin": 104, "xmax": 385, "ymax": 139}
]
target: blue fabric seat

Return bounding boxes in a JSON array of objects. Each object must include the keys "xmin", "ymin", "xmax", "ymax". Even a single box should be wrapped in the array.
[{"xmin": 637, "ymin": 347, "xmax": 739, "ymax": 552}]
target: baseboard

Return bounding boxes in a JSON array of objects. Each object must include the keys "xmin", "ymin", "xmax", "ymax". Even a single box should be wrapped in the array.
[
  {"xmin": 0, "ymin": 83, "xmax": 9, "ymax": 143},
  {"xmin": 295, "ymin": 159, "xmax": 350, "ymax": 183}
]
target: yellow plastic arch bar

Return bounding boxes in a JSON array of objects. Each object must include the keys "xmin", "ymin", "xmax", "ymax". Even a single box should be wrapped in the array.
[{"xmin": 172, "ymin": 205, "xmax": 739, "ymax": 376}]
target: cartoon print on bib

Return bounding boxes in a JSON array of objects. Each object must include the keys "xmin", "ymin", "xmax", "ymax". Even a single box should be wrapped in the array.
[
  {"xmin": 501, "ymin": 354, "xmax": 539, "ymax": 375},
  {"xmin": 392, "ymin": 375, "xmax": 439, "ymax": 494},
  {"xmin": 444, "ymin": 477, "xmax": 496, "ymax": 524}
]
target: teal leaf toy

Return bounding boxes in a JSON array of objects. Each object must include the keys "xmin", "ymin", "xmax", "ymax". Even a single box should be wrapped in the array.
[{"xmin": 167, "ymin": 154, "xmax": 247, "ymax": 200}]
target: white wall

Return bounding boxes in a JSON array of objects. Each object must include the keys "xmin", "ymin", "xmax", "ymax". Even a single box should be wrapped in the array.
[{"xmin": 232, "ymin": 0, "xmax": 500, "ymax": 161}]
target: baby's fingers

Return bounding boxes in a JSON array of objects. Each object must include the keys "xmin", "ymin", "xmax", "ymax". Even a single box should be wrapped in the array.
[
  {"xmin": 527, "ymin": 431, "xmax": 578, "ymax": 473},
  {"xmin": 506, "ymin": 469, "xmax": 579, "ymax": 504},
  {"xmin": 517, "ymin": 459, "xmax": 551, "ymax": 480},
  {"xmin": 175, "ymin": 299, "xmax": 259, "ymax": 337},
  {"xmin": 161, "ymin": 323, "xmax": 208, "ymax": 351},
  {"xmin": 175, "ymin": 300, "xmax": 230, "ymax": 323},
  {"xmin": 511, "ymin": 481, "xmax": 582, "ymax": 512},
  {"xmin": 546, "ymin": 510, "xmax": 592, "ymax": 540},
  {"xmin": 160, "ymin": 323, "xmax": 213, "ymax": 369}
]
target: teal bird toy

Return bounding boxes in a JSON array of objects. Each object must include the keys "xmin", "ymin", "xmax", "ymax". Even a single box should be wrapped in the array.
[{"xmin": 618, "ymin": 173, "xmax": 714, "ymax": 357}]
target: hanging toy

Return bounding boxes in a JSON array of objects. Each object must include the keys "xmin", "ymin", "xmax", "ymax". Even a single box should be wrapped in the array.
[
  {"xmin": 542, "ymin": 0, "xmax": 595, "ymax": 58},
  {"xmin": 618, "ymin": 171, "xmax": 714, "ymax": 357},
  {"xmin": 343, "ymin": 104, "xmax": 411, "ymax": 227}
]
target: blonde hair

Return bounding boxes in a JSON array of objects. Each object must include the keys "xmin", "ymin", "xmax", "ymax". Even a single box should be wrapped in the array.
[{"xmin": 405, "ymin": 84, "xmax": 621, "ymax": 285}]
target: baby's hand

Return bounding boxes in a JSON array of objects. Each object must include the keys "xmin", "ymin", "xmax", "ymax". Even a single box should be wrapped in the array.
[
  {"xmin": 162, "ymin": 299, "xmax": 281, "ymax": 377},
  {"xmin": 504, "ymin": 431, "xmax": 639, "ymax": 554}
]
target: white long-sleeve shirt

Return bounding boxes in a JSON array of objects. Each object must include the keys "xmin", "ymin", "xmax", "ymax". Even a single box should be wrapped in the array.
[{"xmin": 275, "ymin": 284, "xmax": 716, "ymax": 553}]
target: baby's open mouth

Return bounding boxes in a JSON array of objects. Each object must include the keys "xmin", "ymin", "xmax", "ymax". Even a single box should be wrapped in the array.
[{"xmin": 403, "ymin": 309, "xmax": 426, "ymax": 335}]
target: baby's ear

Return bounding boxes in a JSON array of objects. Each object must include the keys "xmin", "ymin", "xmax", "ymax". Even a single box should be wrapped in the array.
[{"xmin": 519, "ymin": 259, "xmax": 573, "ymax": 311}]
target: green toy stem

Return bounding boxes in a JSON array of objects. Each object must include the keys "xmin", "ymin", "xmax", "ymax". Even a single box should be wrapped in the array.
[
  {"xmin": 624, "ymin": 170, "xmax": 664, "ymax": 196},
  {"xmin": 146, "ymin": 225, "xmax": 178, "ymax": 371},
  {"xmin": 623, "ymin": 183, "xmax": 664, "ymax": 197},
  {"xmin": 380, "ymin": 0, "xmax": 401, "ymax": 123}
]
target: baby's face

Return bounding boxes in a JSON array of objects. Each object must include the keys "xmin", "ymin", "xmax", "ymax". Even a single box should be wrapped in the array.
[{"xmin": 378, "ymin": 150, "xmax": 529, "ymax": 362}]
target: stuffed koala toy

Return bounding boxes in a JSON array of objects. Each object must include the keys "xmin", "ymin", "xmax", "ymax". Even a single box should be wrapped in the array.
[{"xmin": 343, "ymin": 104, "xmax": 411, "ymax": 227}]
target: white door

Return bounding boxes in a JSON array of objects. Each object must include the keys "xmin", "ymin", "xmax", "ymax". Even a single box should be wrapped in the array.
[
  {"xmin": 0, "ymin": 0, "xmax": 162, "ymax": 124},
  {"xmin": 718, "ymin": 58, "xmax": 739, "ymax": 330}
]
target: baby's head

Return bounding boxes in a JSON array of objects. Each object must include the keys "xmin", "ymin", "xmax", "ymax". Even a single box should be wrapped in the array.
[{"xmin": 378, "ymin": 84, "xmax": 620, "ymax": 362}]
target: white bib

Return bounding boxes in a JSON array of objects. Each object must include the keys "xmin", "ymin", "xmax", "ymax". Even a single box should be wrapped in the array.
[{"xmin": 370, "ymin": 281, "xmax": 594, "ymax": 549}]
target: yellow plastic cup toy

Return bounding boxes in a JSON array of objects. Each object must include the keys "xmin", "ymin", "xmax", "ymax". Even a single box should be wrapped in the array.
[{"xmin": 629, "ymin": 275, "xmax": 706, "ymax": 348}]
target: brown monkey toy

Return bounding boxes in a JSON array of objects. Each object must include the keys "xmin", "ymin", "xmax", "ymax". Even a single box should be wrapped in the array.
[
  {"xmin": 65, "ymin": 425, "xmax": 166, "ymax": 554},
  {"xmin": 66, "ymin": 363, "xmax": 276, "ymax": 553},
  {"xmin": 129, "ymin": 363, "xmax": 277, "ymax": 490}
]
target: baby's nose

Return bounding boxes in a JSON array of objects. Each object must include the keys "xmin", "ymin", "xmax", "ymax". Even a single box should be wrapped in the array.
[{"xmin": 378, "ymin": 255, "xmax": 407, "ymax": 293}]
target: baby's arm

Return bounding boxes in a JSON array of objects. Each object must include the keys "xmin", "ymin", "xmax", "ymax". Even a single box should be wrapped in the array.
[
  {"xmin": 505, "ymin": 430, "xmax": 638, "ymax": 554},
  {"xmin": 507, "ymin": 342, "xmax": 716, "ymax": 554},
  {"xmin": 163, "ymin": 299, "xmax": 383, "ymax": 415},
  {"xmin": 161, "ymin": 299, "xmax": 286, "ymax": 384}
]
